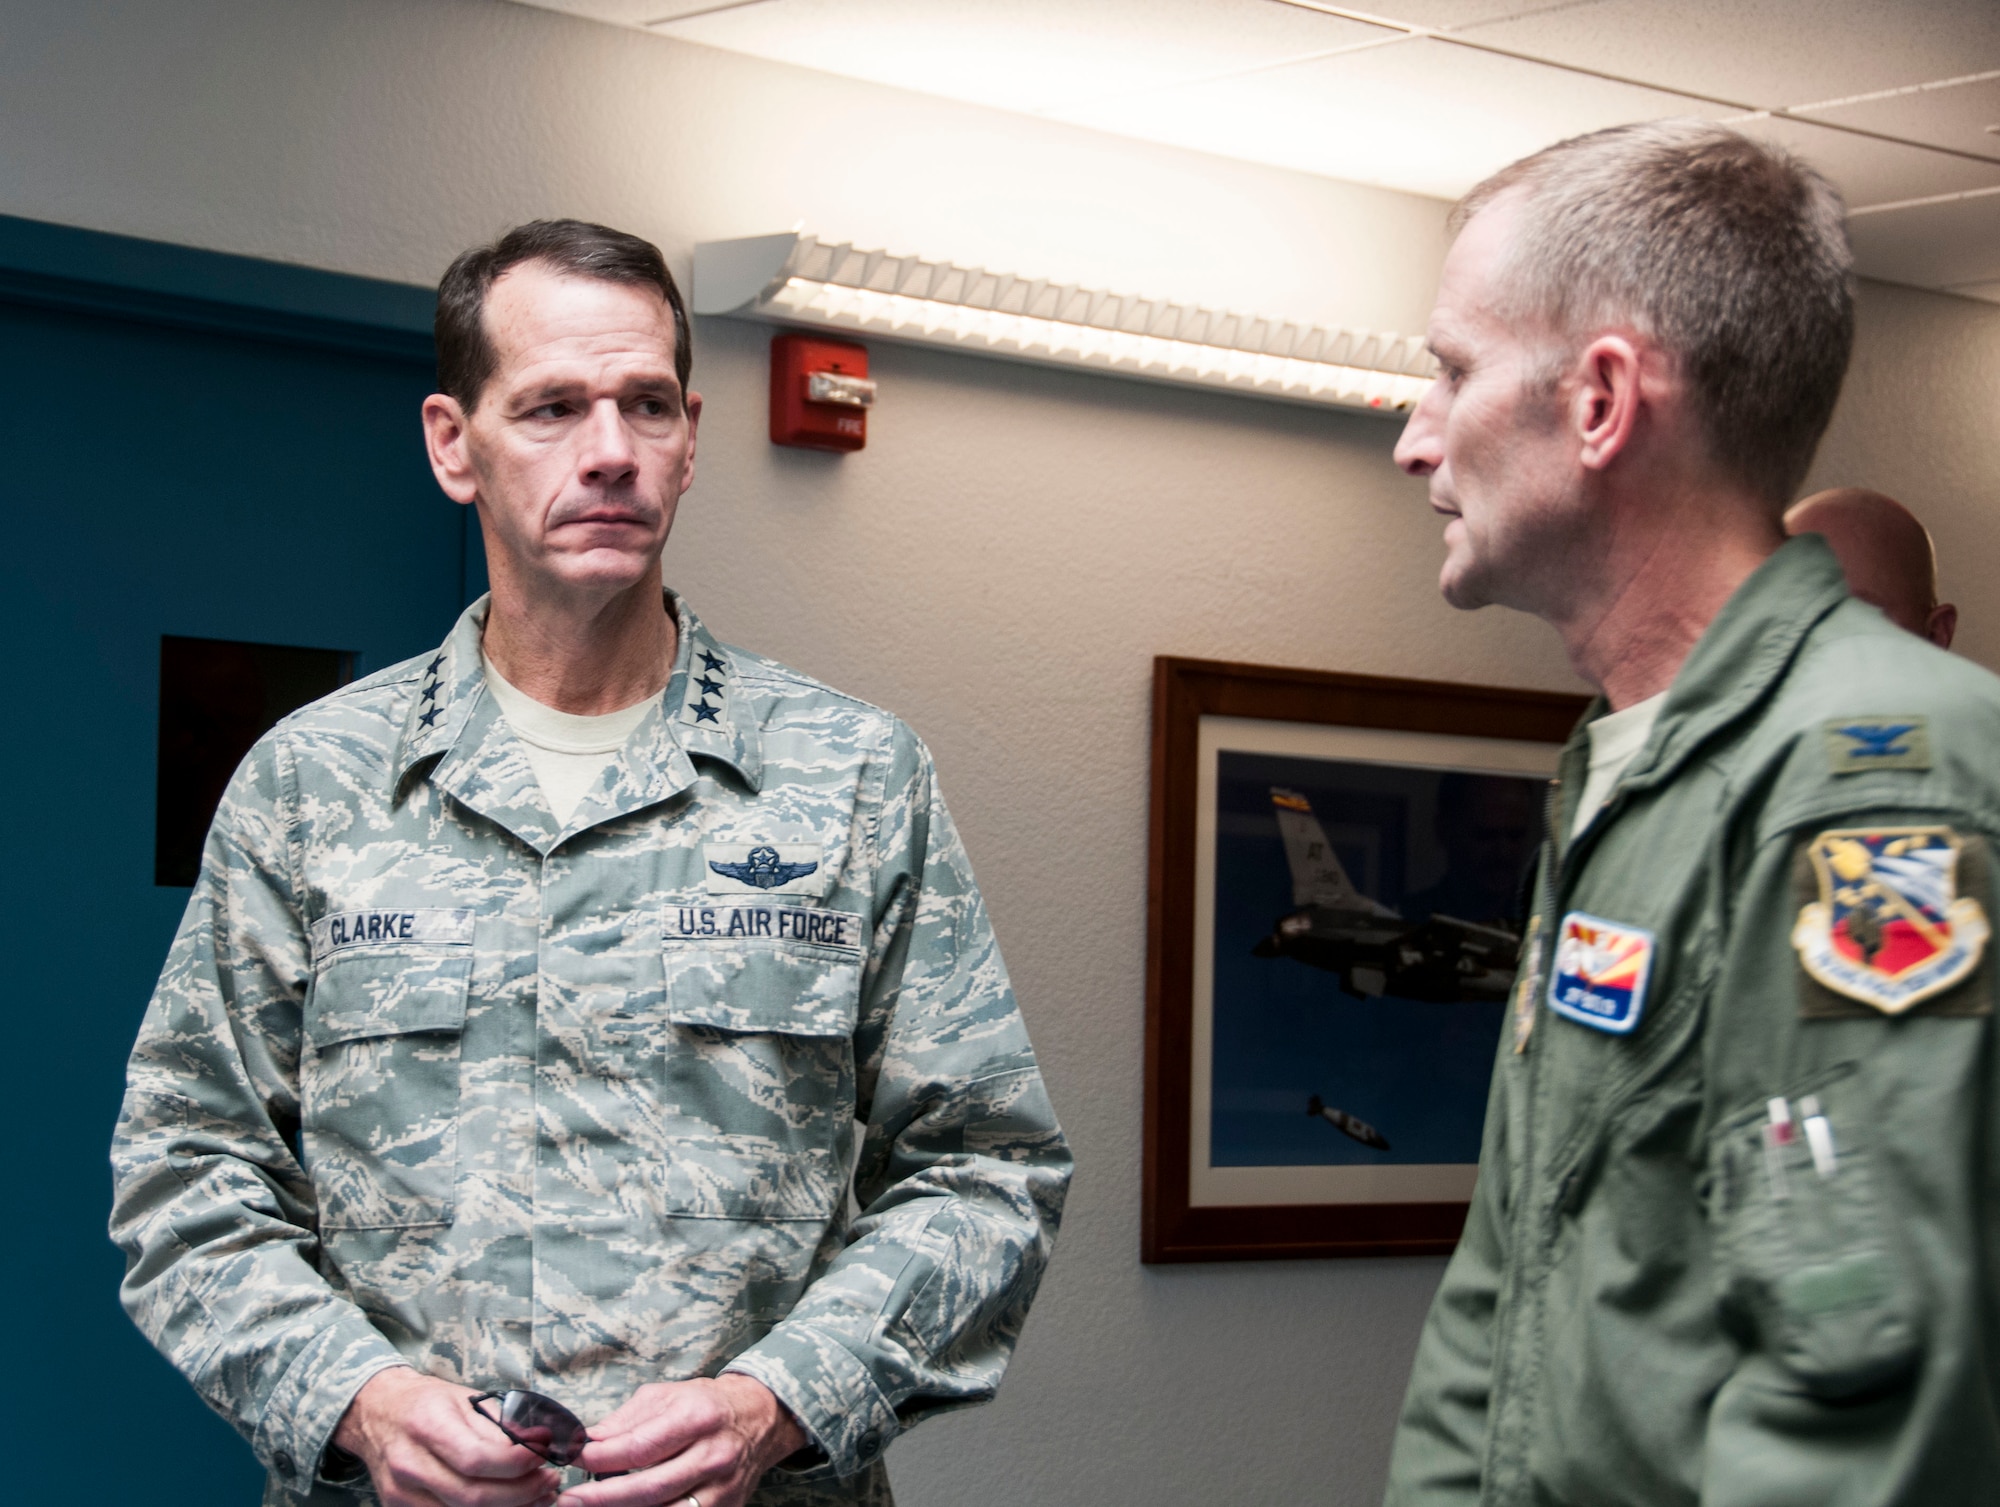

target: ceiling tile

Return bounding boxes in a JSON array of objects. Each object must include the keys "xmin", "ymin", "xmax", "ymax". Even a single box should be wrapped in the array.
[
  {"xmin": 1052, "ymin": 36, "xmax": 1726, "ymax": 199},
  {"xmin": 1352, "ymin": 0, "xmax": 1619, "ymax": 31},
  {"xmin": 653, "ymin": 0, "xmax": 1384, "ymax": 115},
  {"xmin": 1847, "ymin": 191, "xmax": 2000, "ymax": 288},
  {"xmin": 647, "ymin": 0, "xmax": 767, "ymax": 18},
  {"xmin": 1800, "ymin": 74, "xmax": 2000, "ymax": 165},
  {"xmin": 1466, "ymin": 0, "xmax": 2000, "ymax": 111},
  {"xmin": 514, "ymin": 0, "xmax": 721, "ymax": 24},
  {"xmin": 505, "ymin": 0, "xmax": 2000, "ymax": 299},
  {"xmin": 1729, "ymin": 113, "xmax": 2000, "ymax": 211}
]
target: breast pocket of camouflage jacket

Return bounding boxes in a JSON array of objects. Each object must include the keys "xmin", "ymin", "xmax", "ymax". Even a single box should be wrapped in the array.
[
  {"xmin": 658, "ymin": 903, "xmax": 865, "ymax": 1221},
  {"xmin": 302, "ymin": 915, "xmax": 473, "ymax": 1231},
  {"xmin": 1710, "ymin": 1069, "xmax": 1921, "ymax": 1399}
]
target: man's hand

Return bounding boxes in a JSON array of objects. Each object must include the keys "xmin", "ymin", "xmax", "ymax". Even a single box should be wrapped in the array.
[
  {"xmin": 334, "ymin": 1367, "xmax": 562, "ymax": 1507},
  {"xmin": 563, "ymin": 1374, "xmax": 809, "ymax": 1507}
]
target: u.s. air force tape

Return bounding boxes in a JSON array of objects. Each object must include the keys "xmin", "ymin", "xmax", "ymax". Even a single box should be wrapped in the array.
[
  {"xmin": 666, "ymin": 904, "xmax": 864, "ymax": 954},
  {"xmin": 311, "ymin": 907, "xmax": 475, "ymax": 961}
]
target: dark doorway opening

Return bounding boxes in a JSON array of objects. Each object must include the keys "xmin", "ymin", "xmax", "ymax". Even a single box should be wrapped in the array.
[{"xmin": 155, "ymin": 634, "xmax": 354, "ymax": 885}]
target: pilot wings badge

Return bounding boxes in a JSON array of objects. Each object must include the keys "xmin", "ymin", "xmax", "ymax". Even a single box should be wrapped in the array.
[
  {"xmin": 1792, "ymin": 826, "xmax": 1989, "ymax": 1014},
  {"xmin": 706, "ymin": 843, "xmax": 820, "ymax": 891}
]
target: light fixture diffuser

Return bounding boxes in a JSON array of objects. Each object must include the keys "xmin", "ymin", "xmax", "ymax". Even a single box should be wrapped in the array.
[{"xmin": 692, "ymin": 233, "xmax": 1434, "ymax": 416}]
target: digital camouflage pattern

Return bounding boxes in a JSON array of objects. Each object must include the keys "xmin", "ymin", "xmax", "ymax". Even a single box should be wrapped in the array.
[{"xmin": 110, "ymin": 594, "xmax": 1071, "ymax": 1506}]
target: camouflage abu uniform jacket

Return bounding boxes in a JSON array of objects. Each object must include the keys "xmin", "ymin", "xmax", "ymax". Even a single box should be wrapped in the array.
[{"xmin": 110, "ymin": 593, "xmax": 1071, "ymax": 1506}]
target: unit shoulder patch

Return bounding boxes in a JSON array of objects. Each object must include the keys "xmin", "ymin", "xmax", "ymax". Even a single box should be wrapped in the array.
[
  {"xmin": 1547, "ymin": 912, "xmax": 1655, "ymax": 1035},
  {"xmin": 1792, "ymin": 826, "xmax": 1990, "ymax": 1016},
  {"xmin": 1823, "ymin": 716, "xmax": 1931, "ymax": 774}
]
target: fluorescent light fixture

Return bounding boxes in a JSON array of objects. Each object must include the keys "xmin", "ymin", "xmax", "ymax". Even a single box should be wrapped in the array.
[{"xmin": 692, "ymin": 233, "xmax": 1434, "ymax": 416}]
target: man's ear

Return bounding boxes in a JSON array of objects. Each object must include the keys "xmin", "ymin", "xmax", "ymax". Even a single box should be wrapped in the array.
[
  {"xmin": 677, "ymin": 389, "xmax": 703, "ymax": 495},
  {"xmin": 1571, "ymin": 334, "xmax": 1647, "ymax": 474},
  {"xmin": 1927, "ymin": 602, "xmax": 1958, "ymax": 651},
  {"xmin": 422, "ymin": 393, "xmax": 479, "ymax": 505}
]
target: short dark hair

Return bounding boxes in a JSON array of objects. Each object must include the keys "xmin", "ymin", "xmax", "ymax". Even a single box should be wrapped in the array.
[
  {"xmin": 434, "ymin": 219, "xmax": 691, "ymax": 411},
  {"xmin": 1454, "ymin": 120, "xmax": 1853, "ymax": 505}
]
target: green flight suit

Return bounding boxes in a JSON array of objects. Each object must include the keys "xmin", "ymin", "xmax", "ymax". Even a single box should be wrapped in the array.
[{"xmin": 1386, "ymin": 535, "xmax": 2000, "ymax": 1505}]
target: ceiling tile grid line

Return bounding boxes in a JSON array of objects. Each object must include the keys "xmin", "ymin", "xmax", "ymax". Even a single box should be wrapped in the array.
[
  {"xmin": 1069, "ymin": 4, "xmax": 2000, "ymax": 188},
  {"xmin": 647, "ymin": 0, "xmax": 777, "ymax": 23},
  {"xmin": 1338, "ymin": 28, "xmax": 2000, "ymax": 175},
  {"xmin": 1040, "ymin": 30, "xmax": 1419, "ymax": 112},
  {"xmin": 637, "ymin": 0, "xmax": 2000, "ymax": 178},
  {"xmin": 503, "ymin": 0, "xmax": 2000, "ymax": 301},
  {"xmin": 1851, "ymin": 183, "xmax": 2000, "ymax": 218},
  {"xmin": 1788, "ymin": 66, "xmax": 2000, "ymax": 115},
  {"xmin": 1268, "ymin": 0, "xmax": 1606, "ymax": 40},
  {"xmin": 644, "ymin": 0, "xmax": 2000, "ymax": 186},
  {"xmin": 551, "ymin": 0, "xmax": 2000, "ymax": 125}
]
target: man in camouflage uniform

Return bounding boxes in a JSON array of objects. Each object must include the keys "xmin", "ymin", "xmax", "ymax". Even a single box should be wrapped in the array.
[
  {"xmin": 1386, "ymin": 124, "xmax": 2000, "ymax": 1502},
  {"xmin": 110, "ymin": 220, "xmax": 1070, "ymax": 1507}
]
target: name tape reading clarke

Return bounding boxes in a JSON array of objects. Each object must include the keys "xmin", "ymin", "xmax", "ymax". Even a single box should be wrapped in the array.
[
  {"xmin": 312, "ymin": 908, "xmax": 476, "ymax": 960},
  {"xmin": 668, "ymin": 903, "xmax": 866, "ymax": 953}
]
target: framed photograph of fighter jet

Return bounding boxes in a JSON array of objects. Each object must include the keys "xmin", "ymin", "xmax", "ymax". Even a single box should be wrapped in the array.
[{"xmin": 1142, "ymin": 656, "xmax": 1588, "ymax": 1262}]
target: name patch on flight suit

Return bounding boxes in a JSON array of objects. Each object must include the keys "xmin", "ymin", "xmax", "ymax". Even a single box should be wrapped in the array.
[
  {"xmin": 310, "ymin": 907, "xmax": 475, "ymax": 961},
  {"xmin": 1792, "ymin": 826, "xmax": 1991, "ymax": 1016},
  {"xmin": 704, "ymin": 842, "xmax": 823, "ymax": 894},
  {"xmin": 668, "ymin": 904, "xmax": 865, "ymax": 954},
  {"xmin": 1823, "ymin": 717, "xmax": 1931, "ymax": 774},
  {"xmin": 1512, "ymin": 914, "xmax": 1545, "ymax": 1053},
  {"xmin": 1547, "ymin": 912, "xmax": 1655, "ymax": 1034}
]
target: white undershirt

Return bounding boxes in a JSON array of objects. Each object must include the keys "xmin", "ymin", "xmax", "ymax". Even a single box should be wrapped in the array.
[
  {"xmin": 482, "ymin": 656, "xmax": 660, "ymax": 825},
  {"xmin": 1570, "ymin": 691, "xmax": 1668, "ymax": 839}
]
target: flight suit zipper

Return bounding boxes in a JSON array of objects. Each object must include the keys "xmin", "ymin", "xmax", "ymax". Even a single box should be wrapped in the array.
[
  {"xmin": 1492, "ymin": 760, "xmax": 1658, "ymax": 1501},
  {"xmin": 1482, "ymin": 775, "xmax": 1564, "ymax": 1501}
]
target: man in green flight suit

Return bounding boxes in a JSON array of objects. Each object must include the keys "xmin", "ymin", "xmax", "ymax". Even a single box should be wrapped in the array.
[
  {"xmin": 1385, "ymin": 121, "xmax": 2000, "ymax": 1504},
  {"xmin": 110, "ymin": 221, "xmax": 1071, "ymax": 1507}
]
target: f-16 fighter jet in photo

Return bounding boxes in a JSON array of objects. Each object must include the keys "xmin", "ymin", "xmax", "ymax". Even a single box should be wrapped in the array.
[
  {"xmin": 1251, "ymin": 786, "xmax": 1521, "ymax": 1003},
  {"xmin": 1308, "ymin": 1094, "xmax": 1391, "ymax": 1151}
]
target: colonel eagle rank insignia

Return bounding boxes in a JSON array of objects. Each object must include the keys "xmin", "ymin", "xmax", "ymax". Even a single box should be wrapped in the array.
[{"xmin": 1792, "ymin": 826, "xmax": 1989, "ymax": 1013}]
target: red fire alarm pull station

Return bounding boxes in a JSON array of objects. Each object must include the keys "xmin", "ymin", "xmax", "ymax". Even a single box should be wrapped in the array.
[{"xmin": 770, "ymin": 333, "xmax": 874, "ymax": 452}]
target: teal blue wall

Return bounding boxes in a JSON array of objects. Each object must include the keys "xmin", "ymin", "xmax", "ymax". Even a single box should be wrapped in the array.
[{"xmin": 0, "ymin": 215, "xmax": 463, "ymax": 1502}]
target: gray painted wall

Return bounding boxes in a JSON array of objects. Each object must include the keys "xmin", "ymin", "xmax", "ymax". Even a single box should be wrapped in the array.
[{"xmin": 6, "ymin": 1, "xmax": 1997, "ymax": 1502}]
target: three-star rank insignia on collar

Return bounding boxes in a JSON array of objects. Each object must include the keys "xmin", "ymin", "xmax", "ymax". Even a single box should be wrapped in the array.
[
  {"xmin": 417, "ymin": 658, "xmax": 445, "ymax": 728},
  {"xmin": 683, "ymin": 648, "xmax": 728, "ymax": 727},
  {"xmin": 1792, "ymin": 827, "xmax": 1990, "ymax": 1014}
]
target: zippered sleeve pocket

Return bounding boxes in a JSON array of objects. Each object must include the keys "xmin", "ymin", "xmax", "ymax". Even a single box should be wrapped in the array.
[{"xmin": 1709, "ymin": 1069, "xmax": 1920, "ymax": 1398}]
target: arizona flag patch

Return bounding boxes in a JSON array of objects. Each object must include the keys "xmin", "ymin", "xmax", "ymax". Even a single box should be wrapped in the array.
[
  {"xmin": 1792, "ymin": 827, "xmax": 1990, "ymax": 1014},
  {"xmin": 1548, "ymin": 912, "xmax": 1656, "ymax": 1034}
]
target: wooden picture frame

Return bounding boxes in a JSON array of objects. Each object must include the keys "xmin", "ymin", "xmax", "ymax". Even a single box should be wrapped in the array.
[{"xmin": 1143, "ymin": 657, "xmax": 1589, "ymax": 1263}]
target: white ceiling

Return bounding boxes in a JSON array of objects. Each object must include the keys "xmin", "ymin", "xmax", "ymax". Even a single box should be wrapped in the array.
[{"xmin": 516, "ymin": 0, "xmax": 2000, "ymax": 303}]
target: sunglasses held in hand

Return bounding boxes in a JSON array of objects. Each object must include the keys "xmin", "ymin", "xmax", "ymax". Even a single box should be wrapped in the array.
[{"xmin": 470, "ymin": 1390, "xmax": 626, "ymax": 1479}]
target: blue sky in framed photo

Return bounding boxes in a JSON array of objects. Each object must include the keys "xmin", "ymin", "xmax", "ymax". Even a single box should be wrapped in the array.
[{"xmin": 1209, "ymin": 750, "xmax": 1543, "ymax": 1168}]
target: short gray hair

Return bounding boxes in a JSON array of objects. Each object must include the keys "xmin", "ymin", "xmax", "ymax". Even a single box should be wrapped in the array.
[{"xmin": 1454, "ymin": 120, "xmax": 1853, "ymax": 505}]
